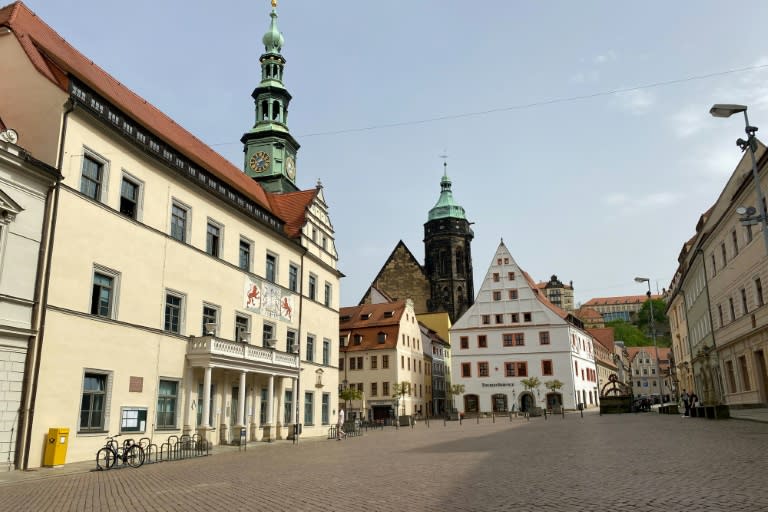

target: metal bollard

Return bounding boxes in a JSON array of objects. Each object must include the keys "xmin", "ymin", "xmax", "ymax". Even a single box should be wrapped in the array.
[{"xmin": 544, "ymin": 409, "xmax": 548, "ymax": 420}]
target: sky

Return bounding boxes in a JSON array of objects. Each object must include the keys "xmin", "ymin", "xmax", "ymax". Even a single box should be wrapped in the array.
[{"xmin": 18, "ymin": 0, "xmax": 768, "ymax": 307}]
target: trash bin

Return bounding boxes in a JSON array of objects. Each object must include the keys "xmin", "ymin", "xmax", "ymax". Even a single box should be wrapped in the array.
[{"xmin": 43, "ymin": 427, "xmax": 70, "ymax": 467}]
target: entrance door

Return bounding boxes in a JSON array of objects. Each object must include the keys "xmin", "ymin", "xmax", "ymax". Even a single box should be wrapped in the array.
[
  {"xmin": 231, "ymin": 386, "xmax": 239, "ymax": 425},
  {"xmin": 520, "ymin": 393, "xmax": 534, "ymax": 412},
  {"xmin": 492, "ymin": 394, "xmax": 508, "ymax": 413},
  {"xmin": 546, "ymin": 393, "xmax": 562, "ymax": 409},
  {"xmin": 756, "ymin": 350, "xmax": 768, "ymax": 404}
]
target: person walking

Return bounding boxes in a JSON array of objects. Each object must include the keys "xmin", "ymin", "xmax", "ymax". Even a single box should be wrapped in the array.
[
  {"xmin": 337, "ymin": 408, "xmax": 346, "ymax": 440},
  {"xmin": 682, "ymin": 389, "xmax": 691, "ymax": 417}
]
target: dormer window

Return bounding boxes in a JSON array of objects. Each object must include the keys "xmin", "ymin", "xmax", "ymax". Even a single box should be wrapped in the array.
[
  {"xmin": 383, "ymin": 311, "xmax": 394, "ymax": 318},
  {"xmin": 340, "ymin": 315, "xmax": 351, "ymax": 322},
  {"xmin": 354, "ymin": 334, "xmax": 363, "ymax": 345},
  {"xmin": 377, "ymin": 332, "xmax": 387, "ymax": 344},
  {"xmin": 361, "ymin": 313, "xmax": 372, "ymax": 320}
]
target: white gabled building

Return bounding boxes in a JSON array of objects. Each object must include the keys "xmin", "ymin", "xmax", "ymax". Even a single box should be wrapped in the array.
[{"xmin": 450, "ymin": 241, "xmax": 599, "ymax": 413}]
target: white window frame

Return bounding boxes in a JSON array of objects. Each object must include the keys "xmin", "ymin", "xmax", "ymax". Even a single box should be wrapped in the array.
[
  {"xmin": 90, "ymin": 264, "xmax": 121, "ymax": 320},
  {"xmin": 265, "ymin": 251, "xmax": 278, "ymax": 283},
  {"xmin": 239, "ymin": 236, "xmax": 254, "ymax": 272},
  {"xmin": 80, "ymin": 147, "xmax": 110, "ymax": 203},
  {"xmin": 205, "ymin": 217, "xmax": 224, "ymax": 258},
  {"xmin": 78, "ymin": 369, "xmax": 113, "ymax": 433},
  {"xmin": 163, "ymin": 289, "xmax": 186, "ymax": 335},
  {"xmin": 156, "ymin": 377, "xmax": 181, "ymax": 430},
  {"xmin": 170, "ymin": 198, "xmax": 192, "ymax": 243},
  {"xmin": 234, "ymin": 312, "xmax": 251, "ymax": 343},
  {"xmin": 202, "ymin": 302, "xmax": 221, "ymax": 336},
  {"xmin": 119, "ymin": 170, "xmax": 144, "ymax": 221}
]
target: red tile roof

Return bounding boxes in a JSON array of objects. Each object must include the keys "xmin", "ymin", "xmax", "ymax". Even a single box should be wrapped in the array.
[
  {"xmin": 575, "ymin": 307, "xmax": 603, "ymax": 321},
  {"xmin": 268, "ymin": 188, "xmax": 318, "ymax": 238},
  {"xmin": 583, "ymin": 295, "xmax": 661, "ymax": 306},
  {"xmin": 340, "ymin": 301, "xmax": 407, "ymax": 352},
  {"xmin": 1, "ymin": 1, "xmax": 313, "ymax": 237},
  {"xmin": 521, "ymin": 271, "xmax": 568, "ymax": 320},
  {"xmin": 587, "ymin": 327, "xmax": 615, "ymax": 352}
]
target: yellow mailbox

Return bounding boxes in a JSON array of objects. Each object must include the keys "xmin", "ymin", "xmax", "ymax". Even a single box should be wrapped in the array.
[{"xmin": 43, "ymin": 427, "xmax": 70, "ymax": 467}]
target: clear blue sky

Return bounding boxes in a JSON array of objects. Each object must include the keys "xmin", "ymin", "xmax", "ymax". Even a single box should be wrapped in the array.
[{"xmin": 21, "ymin": 0, "xmax": 768, "ymax": 307}]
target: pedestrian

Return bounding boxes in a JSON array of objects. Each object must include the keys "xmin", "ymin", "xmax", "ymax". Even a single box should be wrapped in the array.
[
  {"xmin": 689, "ymin": 392, "xmax": 699, "ymax": 413},
  {"xmin": 337, "ymin": 408, "xmax": 346, "ymax": 440},
  {"xmin": 682, "ymin": 389, "xmax": 690, "ymax": 417}
]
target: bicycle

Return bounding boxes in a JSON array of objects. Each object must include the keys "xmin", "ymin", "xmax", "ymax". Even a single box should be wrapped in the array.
[{"xmin": 96, "ymin": 434, "xmax": 145, "ymax": 470}]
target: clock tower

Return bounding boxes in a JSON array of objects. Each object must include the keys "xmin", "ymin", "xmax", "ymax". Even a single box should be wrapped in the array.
[
  {"xmin": 424, "ymin": 164, "xmax": 475, "ymax": 322},
  {"xmin": 241, "ymin": 0, "xmax": 300, "ymax": 193}
]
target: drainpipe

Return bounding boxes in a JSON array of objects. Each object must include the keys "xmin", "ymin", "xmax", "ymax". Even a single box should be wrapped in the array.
[
  {"xmin": 17, "ymin": 99, "xmax": 73, "ymax": 470},
  {"xmin": 294, "ymin": 249, "xmax": 306, "ymax": 443}
]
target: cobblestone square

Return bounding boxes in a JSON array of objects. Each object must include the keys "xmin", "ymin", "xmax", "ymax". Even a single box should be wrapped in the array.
[{"xmin": 2, "ymin": 413, "xmax": 768, "ymax": 512}]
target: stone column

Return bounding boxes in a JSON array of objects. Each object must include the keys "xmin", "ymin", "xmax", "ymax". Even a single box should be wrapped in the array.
[
  {"xmin": 237, "ymin": 371, "xmax": 246, "ymax": 427},
  {"xmin": 183, "ymin": 365, "xmax": 194, "ymax": 435},
  {"xmin": 290, "ymin": 377, "xmax": 298, "ymax": 424},
  {"xmin": 276, "ymin": 377, "xmax": 284, "ymax": 440},
  {"xmin": 198, "ymin": 366, "xmax": 212, "ymax": 441},
  {"xmin": 263, "ymin": 374, "xmax": 275, "ymax": 441}
]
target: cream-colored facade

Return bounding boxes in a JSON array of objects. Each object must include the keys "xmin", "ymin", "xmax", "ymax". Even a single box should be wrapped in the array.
[
  {"xmin": 1, "ymin": 2, "xmax": 340, "ymax": 469},
  {"xmin": 340, "ymin": 300, "xmax": 428, "ymax": 420},
  {"xmin": 0, "ymin": 131, "xmax": 59, "ymax": 470},
  {"xmin": 667, "ymin": 268, "xmax": 693, "ymax": 396}
]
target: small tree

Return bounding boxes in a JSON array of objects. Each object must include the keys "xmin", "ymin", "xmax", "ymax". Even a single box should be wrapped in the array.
[
  {"xmin": 521, "ymin": 377, "xmax": 541, "ymax": 406},
  {"xmin": 392, "ymin": 382, "xmax": 411, "ymax": 416},
  {"xmin": 544, "ymin": 379, "xmax": 564, "ymax": 408},
  {"xmin": 448, "ymin": 384, "xmax": 465, "ymax": 413},
  {"xmin": 339, "ymin": 386, "xmax": 362, "ymax": 413}
]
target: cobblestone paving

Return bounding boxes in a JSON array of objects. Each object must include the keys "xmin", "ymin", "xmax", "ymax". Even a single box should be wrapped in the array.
[{"xmin": 2, "ymin": 412, "xmax": 768, "ymax": 511}]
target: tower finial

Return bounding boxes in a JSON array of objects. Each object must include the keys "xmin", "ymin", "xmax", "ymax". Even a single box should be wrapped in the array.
[{"xmin": 271, "ymin": 0, "xmax": 277, "ymax": 8}]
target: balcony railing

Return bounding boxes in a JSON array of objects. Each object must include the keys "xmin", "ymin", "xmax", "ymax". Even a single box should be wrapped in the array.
[{"xmin": 188, "ymin": 337, "xmax": 299, "ymax": 369}]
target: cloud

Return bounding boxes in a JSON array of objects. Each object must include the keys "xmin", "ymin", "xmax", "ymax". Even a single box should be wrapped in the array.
[
  {"xmin": 601, "ymin": 190, "xmax": 680, "ymax": 214},
  {"xmin": 594, "ymin": 51, "xmax": 617, "ymax": 65},
  {"xmin": 615, "ymin": 89, "xmax": 656, "ymax": 115},
  {"xmin": 568, "ymin": 51, "xmax": 616, "ymax": 84},
  {"xmin": 671, "ymin": 105, "xmax": 706, "ymax": 138}
]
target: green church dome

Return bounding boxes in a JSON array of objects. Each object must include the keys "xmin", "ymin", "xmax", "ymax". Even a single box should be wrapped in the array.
[
  {"xmin": 262, "ymin": 1, "xmax": 284, "ymax": 53},
  {"xmin": 427, "ymin": 167, "xmax": 467, "ymax": 221}
]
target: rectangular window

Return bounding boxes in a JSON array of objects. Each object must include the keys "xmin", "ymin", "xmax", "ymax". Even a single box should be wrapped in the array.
[
  {"xmin": 542, "ymin": 360, "xmax": 553, "ymax": 376},
  {"xmin": 726, "ymin": 360, "xmax": 737, "ymax": 393},
  {"xmin": 350, "ymin": 357, "xmax": 357, "ymax": 370},
  {"xmin": 721, "ymin": 242, "xmax": 727, "ymax": 268},
  {"xmin": 516, "ymin": 362, "xmax": 528, "ymax": 377},
  {"xmin": 371, "ymin": 355, "xmax": 378, "ymax": 369},
  {"xmin": 324, "ymin": 283, "xmax": 332, "ymax": 307},
  {"xmin": 284, "ymin": 390, "xmax": 293, "ymax": 424},
  {"xmin": 741, "ymin": 288, "xmax": 748, "ymax": 316},
  {"xmin": 164, "ymin": 292, "xmax": 183, "ymax": 334},
  {"xmin": 478, "ymin": 335, "xmax": 487, "ymax": 348},
  {"xmin": 371, "ymin": 382, "xmax": 378, "ymax": 396},
  {"xmin": 235, "ymin": 314, "xmax": 250, "ymax": 342},
  {"xmin": 503, "ymin": 334, "xmax": 513, "ymax": 347},
  {"xmin": 304, "ymin": 392, "xmax": 314, "ymax": 425},
  {"xmin": 91, "ymin": 269, "xmax": 117, "ymax": 318},
  {"xmin": 382, "ymin": 355, "xmax": 389, "ymax": 369},
  {"xmin": 757, "ymin": 278, "xmax": 765, "ymax": 307},
  {"xmin": 460, "ymin": 336, "xmax": 469, "ymax": 349},
  {"xmin": 306, "ymin": 335, "xmax": 315, "ymax": 362},
  {"xmin": 260, "ymin": 388, "xmax": 267, "ymax": 424},
  {"xmin": 739, "ymin": 355, "xmax": 751, "ymax": 390},
  {"xmin": 514, "ymin": 333, "xmax": 525, "ymax": 346},
  {"xmin": 493, "ymin": 291, "xmax": 501, "ymax": 301},
  {"xmin": 747, "ymin": 224, "xmax": 754, "ymax": 244},
  {"xmin": 171, "ymin": 202, "xmax": 188, "ymax": 242},
  {"xmin": 461, "ymin": 362, "xmax": 471, "ymax": 378},
  {"xmin": 718, "ymin": 304, "xmax": 724, "ymax": 326},
  {"xmin": 509, "ymin": 289, "xmax": 518, "ymax": 300},
  {"xmin": 356, "ymin": 356, "xmax": 363, "ymax": 370},
  {"xmin": 322, "ymin": 339, "xmax": 330, "ymax": 365},
  {"xmin": 523, "ymin": 312, "xmax": 532, "ymax": 322},
  {"xmin": 202, "ymin": 305, "xmax": 218, "ymax": 335},
  {"xmin": 510, "ymin": 313, "xmax": 519, "ymax": 323},
  {"xmin": 80, "ymin": 154, "xmax": 104, "ymax": 200},
  {"xmin": 239, "ymin": 239, "xmax": 252, "ymax": 271},
  {"xmin": 80, "ymin": 372, "xmax": 108, "ymax": 432},
  {"xmin": 156, "ymin": 379, "xmax": 178, "ymax": 429},
  {"xmin": 492, "ymin": 273, "xmax": 500, "ymax": 282},
  {"xmin": 206, "ymin": 221, "xmax": 221, "ymax": 257},
  {"xmin": 732, "ymin": 230, "xmax": 739, "ymax": 256},
  {"xmin": 322, "ymin": 393, "xmax": 330, "ymax": 425},
  {"xmin": 383, "ymin": 382, "xmax": 389, "ymax": 396},
  {"xmin": 308, "ymin": 275, "xmax": 317, "ymax": 300},
  {"xmin": 287, "ymin": 330, "xmax": 297, "ymax": 353},
  {"xmin": 482, "ymin": 315, "xmax": 490, "ymax": 325},
  {"xmin": 478, "ymin": 362, "xmax": 489, "ymax": 377},
  {"xmin": 504, "ymin": 362, "xmax": 515, "ymax": 377},
  {"xmin": 266, "ymin": 253, "xmax": 276, "ymax": 282},
  {"xmin": 401, "ymin": 355, "xmax": 405, "ymax": 369},
  {"xmin": 339, "ymin": 358, "xmax": 344, "ymax": 371},
  {"xmin": 729, "ymin": 297, "xmax": 736, "ymax": 321},
  {"xmin": 288, "ymin": 264, "xmax": 299, "ymax": 292},
  {"xmin": 711, "ymin": 253, "xmax": 717, "ymax": 277},
  {"xmin": 539, "ymin": 331, "xmax": 550, "ymax": 345},
  {"xmin": 508, "ymin": 272, "xmax": 515, "ymax": 280},
  {"xmin": 119, "ymin": 176, "xmax": 140, "ymax": 219},
  {"xmin": 495, "ymin": 314, "xmax": 504, "ymax": 324}
]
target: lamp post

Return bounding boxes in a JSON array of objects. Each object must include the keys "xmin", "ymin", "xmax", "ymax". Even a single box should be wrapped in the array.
[
  {"xmin": 710, "ymin": 104, "xmax": 768, "ymax": 256},
  {"xmin": 635, "ymin": 277, "xmax": 663, "ymax": 404}
]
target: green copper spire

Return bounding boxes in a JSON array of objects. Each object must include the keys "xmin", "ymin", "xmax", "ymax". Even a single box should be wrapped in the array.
[
  {"xmin": 428, "ymin": 163, "xmax": 467, "ymax": 221},
  {"xmin": 262, "ymin": 0, "xmax": 284, "ymax": 54}
]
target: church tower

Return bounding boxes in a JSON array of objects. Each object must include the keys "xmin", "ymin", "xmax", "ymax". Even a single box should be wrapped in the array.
[
  {"xmin": 424, "ymin": 164, "xmax": 474, "ymax": 322},
  {"xmin": 241, "ymin": 0, "xmax": 300, "ymax": 193}
]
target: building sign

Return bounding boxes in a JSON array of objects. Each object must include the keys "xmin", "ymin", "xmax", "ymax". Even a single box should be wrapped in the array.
[
  {"xmin": 129, "ymin": 376, "xmax": 143, "ymax": 392},
  {"xmin": 244, "ymin": 277, "xmax": 295, "ymax": 322},
  {"xmin": 481, "ymin": 383, "xmax": 515, "ymax": 388}
]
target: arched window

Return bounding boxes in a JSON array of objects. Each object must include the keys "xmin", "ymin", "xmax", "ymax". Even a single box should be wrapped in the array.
[
  {"xmin": 456, "ymin": 286, "xmax": 464, "ymax": 304},
  {"xmin": 455, "ymin": 249, "xmax": 464, "ymax": 276},
  {"xmin": 261, "ymin": 100, "xmax": 269, "ymax": 120},
  {"xmin": 272, "ymin": 100, "xmax": 281, "ymax": 121}
]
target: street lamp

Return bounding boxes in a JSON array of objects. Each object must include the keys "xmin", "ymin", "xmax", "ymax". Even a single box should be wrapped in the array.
[
  {"xmin": 710, "ymin": 104, "xmax": 768, "ymax": 256},
  {"xmin": 635, "ymin": 277, "xmax": 663, "ymax": 404}
]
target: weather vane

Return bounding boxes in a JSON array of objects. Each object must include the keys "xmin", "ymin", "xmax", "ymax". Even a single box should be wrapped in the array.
[{"xmin": 439, "ymin": 150, "xmax": 448, "ymax": 170}]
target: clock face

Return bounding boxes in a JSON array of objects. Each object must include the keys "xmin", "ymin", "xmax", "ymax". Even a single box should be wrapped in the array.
[
  {"xmin": 285, "ymin": 156, "xmax": 296, "ymax": 180},
  {"xmin": 249, "ymin": 151, "xmax": 271, "ymax": 173}
]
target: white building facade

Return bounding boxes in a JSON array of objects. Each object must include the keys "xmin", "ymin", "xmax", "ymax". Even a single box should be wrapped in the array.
[{"xmin": 451, "ymin": 242, "xmax": 598, "ymax": 413}]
